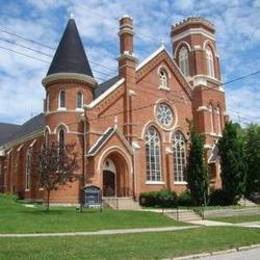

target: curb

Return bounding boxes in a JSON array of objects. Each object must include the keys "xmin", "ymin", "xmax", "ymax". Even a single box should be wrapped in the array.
[{"xmin": 172, "ymin": 243, "xmax": 260, "ymax": 259}]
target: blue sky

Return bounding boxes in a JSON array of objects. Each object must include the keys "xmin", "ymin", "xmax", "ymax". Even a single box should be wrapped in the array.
[{"xmin": 0, "ymin": 0, "xmax": 259, "ymax": 125}]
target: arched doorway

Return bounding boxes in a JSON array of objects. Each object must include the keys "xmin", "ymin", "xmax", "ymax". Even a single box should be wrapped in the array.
[
  {"xmin": 102, "ymin": 153, "xmax": 131, "ymax": 197},
  {"xmin": 103, "ymin": 159, "xmax": 116, "ymax": 196}
]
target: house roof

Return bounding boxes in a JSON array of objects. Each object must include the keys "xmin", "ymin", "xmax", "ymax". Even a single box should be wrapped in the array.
[
  {"xmin": 47, "ymin": 18, "xmax": 93, "ymax": 77},
  {"xmin": 0, "ymin": 113, "xmax": 45, "ymax": 147},
  {"xmin": 87, "ymin": 127, "xmax": 133, "ymax": 156},
  {"xmin": 0, "ymin": 123, "xmax": 21, "ymax": 146},
  {"xmin": 94, "ymin": 75, "xmax": 120, "ymax": 98}
]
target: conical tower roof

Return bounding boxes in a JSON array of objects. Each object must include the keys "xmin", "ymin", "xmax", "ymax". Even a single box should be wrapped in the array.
[{"xmin": 47, "ymin": 19, "xmax": 93, "ymax": 77}]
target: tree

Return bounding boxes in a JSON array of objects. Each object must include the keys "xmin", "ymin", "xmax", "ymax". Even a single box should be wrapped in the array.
[
  {"xmin": 35, "ymin": 142, "xmax": 79, "ymax": 210},
  {"xmin": 186, "ymin": 126, "xmax": 208, "ymax": 206},
  {"xmin": 245, "ymin": 124, "xmax": 260, "ymax": 195},
  {"xmin": 218, "ymin": 121, "xmax": 247, "ymax": 204}
]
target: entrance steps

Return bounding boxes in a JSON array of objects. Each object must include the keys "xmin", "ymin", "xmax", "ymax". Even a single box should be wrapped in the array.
[
  {"xmin": 103, "ymin": 197, "xmax": 141, "ymax": 210},
  {"xmin": 164, "ymin": 209, "xmax": 202, "ymax": 222}
]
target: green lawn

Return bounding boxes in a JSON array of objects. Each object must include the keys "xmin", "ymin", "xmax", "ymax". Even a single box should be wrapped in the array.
[
  {"xmin": 209, "ymin": 214, "xmax": 260, "ymax": 223},
  {"xmin": 0, "ymin": 195, "xmax": 184, "ymax": 234},
  {"xmin": 1, "ymin": 227, "xmax": 260, "ymax": 259}
]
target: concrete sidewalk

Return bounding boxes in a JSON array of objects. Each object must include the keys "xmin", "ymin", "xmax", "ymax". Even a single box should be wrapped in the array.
[
  {"xmin": 0, "ymin": 225, "xmax": 199, "ymax": 238},
  {"xmin": 189, "ymin": 220, "xmax": 260, "ymax": 228}
]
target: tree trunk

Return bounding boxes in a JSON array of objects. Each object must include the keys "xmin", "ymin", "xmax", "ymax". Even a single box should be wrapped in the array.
[{"xmin": 47, "ymin": 190, "xmax": 50, "ymax": 211}]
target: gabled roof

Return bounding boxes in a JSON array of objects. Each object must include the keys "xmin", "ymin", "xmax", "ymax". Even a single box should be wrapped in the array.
[
  {"xmin": 47, "ymin": 19, "xmax": 93, "ymax": 77},
  {"xmin": 136, "ymin": 45, "xmax": 193, "ymax": 98},
  {"xmin": 0, "ymin": 113, "xmax": 45, "ymax": 147},
  {"xmin": 0, "ymin": 123, "xmax": 21, "ymax": 146},
  {"xmin": 94, "ymin": 75, "xmax": 120, "ymax": 99},
  {"xmin": 87, "ymin": 127, "xmax": 133, "ymax": 157}
]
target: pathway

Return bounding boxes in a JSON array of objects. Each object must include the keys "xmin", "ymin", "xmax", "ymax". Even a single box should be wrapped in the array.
[{"xmin": 0, "ymin": 225, "xmax": 199, "ymax": 238}]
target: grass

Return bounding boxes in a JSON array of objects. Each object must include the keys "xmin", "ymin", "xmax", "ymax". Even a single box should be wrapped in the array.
[
  {"xmin": 1, "ymin": 227, "xmax": 260, "ymax": 259},
  {"xmin": 208, "ymin": 215, "xmax": 260, "ymax": 223},
  {"xmin": 0, "ymin": 195, "xmax": 184, "ymax": 234}
]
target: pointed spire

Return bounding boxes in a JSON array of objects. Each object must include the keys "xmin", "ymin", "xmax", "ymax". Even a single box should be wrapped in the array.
[{"xmin": 47, "ymin": 18, "xmax": 93, "ymax": 77}]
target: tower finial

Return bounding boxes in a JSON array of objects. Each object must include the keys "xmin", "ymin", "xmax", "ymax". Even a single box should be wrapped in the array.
[
  {"xmin": 70, "ymin": 13, "xmax": 74, "ymax": 19},
  {"xmin": 160, "ymin": 40, "xmax": 165, "ymax": 47}
]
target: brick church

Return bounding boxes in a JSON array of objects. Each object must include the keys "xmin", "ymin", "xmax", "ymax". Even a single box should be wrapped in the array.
[{"xmin": 0, "ymin": 16, "xmax": 226, "ymax": 205}]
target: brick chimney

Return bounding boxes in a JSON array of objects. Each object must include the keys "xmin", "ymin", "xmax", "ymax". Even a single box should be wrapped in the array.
[{"xmin": 118, "ymin": 15, "xmax": 137, "ymax": 142}]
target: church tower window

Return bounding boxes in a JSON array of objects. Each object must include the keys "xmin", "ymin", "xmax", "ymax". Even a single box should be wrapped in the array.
[
  {"xmin": 179, "ymin": 47, "xmax": 189, "ymax": 77},
  {"xmin": 206, "ymin": 46, "xmax": 215, "ymax": 77}
]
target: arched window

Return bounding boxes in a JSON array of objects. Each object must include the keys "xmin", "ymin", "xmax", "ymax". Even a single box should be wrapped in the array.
[
  {"xmin": 58, "ymin": 128, "xmax": 65, "ymax": 151},
  {"xmin": 44, "ymin": 129, "xmax": 49, "ymax": 147},
  {"xmin": 172, "ymin": 131, "xmax": 187, "ymax": 182},
  {"xmin": 76, "ymin": 91, "xmax": 83, "ymax": 109},
  {"xmin": 209, "ymin": 104, "xmax": 215, "ymax": 134},
  {"xmin": 216, "ymin": 106, "xmax": 222, "ymax": 135},
  {"xmin": 25, "ymin": 148, "xmax": 32, "ymax": 190},
  {"xmin": 46, "ymin": 93, "xmax": 50, "ymax": 112},
  {"xmin": 159, "ymin": 69, "xmax": 168, "ymax": 89},
  {"xmin": 206, "ymin": 46, "xmax": 214, "ymax": 77},
  {"xmin": 179, "ymin": 47, "xmax": 189, "ymax": 77},
  {"xmin": 59, "ymin": 90, "xmax": 66, "ymax": 108},
  {"xmin": 145, "ymin": 126, "xmax": 162, "ymax": 182}
]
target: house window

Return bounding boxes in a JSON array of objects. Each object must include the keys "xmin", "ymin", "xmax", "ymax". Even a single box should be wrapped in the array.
[
  {"xmin": 159, "ymin": 69, "xmax": 168, "ymax": 89},
  {"xmin": 76, "ymin": 91, "xmax": 83, "ymax": 109},
  {"xmin": 172, "ymin": 131, "xmax": 187, "ymax": 182},
  {"xmin": 59, "ymin": 90, "xmax": 66, "ymax": 109},
  {"xmin": 206, "ymin": 46, "xmax": 215, "ymax": 77},
  {"xmin": 145, "ymin": 126, "xmax": 162, "ymax": 182},
  {"xmin": 179, "ymin": 47, "xmax": 189, "ymax": 77},
  {"xmin": 25, "ymin": 149, "xmax": 32, "ymax": 190}
]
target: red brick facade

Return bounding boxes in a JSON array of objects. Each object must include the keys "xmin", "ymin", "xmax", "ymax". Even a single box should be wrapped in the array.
[{"xmin": 0, "ymin": 16, "xmax": 226, "ymax": 203}]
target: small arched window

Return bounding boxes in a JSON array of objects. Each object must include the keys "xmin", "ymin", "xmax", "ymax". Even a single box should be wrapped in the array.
[
  {"xmin": 159, "ymin": 69, "xmax": 168, "ymax": 89},
  {"xmin": 46, "ymin": 93, "xmax": 50, "ymax": 112},
  {"xmin": 59, "ymin": 90, "xmax": 66, "ymax": 109},
  {"xmin": 76, "ymin": 91, "xmax": 83, "ymax": 109},
  {"xmin": 44, "ymin": 129, "xmax": 49, "ymax": 147},
  {"xmin": 25, "ymin": 148, "xmax": 32, "ymax": 190},
  {"xmin": 58, "ymin": 128, "xmax": 65, "ymax": 151},
  {"xmin": 206, "ymin": 46, "xmax": 215, "ymax": 77},
  {"xmin": 172, "ymin": 131, "xmax": 187, "ymax": 182},
  {"xmin": 209, "ymin": 104, "xmax": 215, "ymax": 134},
  {"xmin": 179, "ymin": 47, "xmax": 189, "ymax": 77},
  {"xmin": 216, "ymin": 106, "xmax": 222, "ymax": 135},
  {"xmin": 145, "ymin": 126, "xmax": 162, "ymax": 182}
]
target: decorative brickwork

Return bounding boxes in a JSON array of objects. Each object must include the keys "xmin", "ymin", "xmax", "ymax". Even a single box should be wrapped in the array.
[{"xmin": 0, "ymin": 16, "xmax": 226, "ymax": 203}]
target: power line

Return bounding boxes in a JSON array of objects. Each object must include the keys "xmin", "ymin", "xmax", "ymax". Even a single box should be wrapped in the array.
[
  {"xmin": 0, "ymin": 26, "xmax": 117, "ymax": 74},
  {"xmin": 0, "ymin": 45, "xmax": 50, "ymax": 63}
]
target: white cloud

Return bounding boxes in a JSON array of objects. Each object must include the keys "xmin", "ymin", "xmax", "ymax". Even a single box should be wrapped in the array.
[{"xmin": 0, "ymin": 0, "xmax": 259, "ymax": 126}]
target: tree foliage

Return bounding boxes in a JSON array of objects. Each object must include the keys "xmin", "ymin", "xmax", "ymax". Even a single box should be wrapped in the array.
[
  {"xmin": 34, "ymin": 142, "xmax": 79, "ymax": 210},
  {"xmin": 245, "ymin": 124, "xmax": 260, "ymax": 194},
  {"xmin": 218, "ymin": 121, "xmax": 247, "ymax": 204},
  {"xmin": 186, "ymin": 126, "xmax": 208, "ymax": 206}
]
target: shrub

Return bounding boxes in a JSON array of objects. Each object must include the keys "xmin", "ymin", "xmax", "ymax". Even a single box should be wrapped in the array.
[
  {"xmin": 208, "ymin": 189, "xmax": 234, "ymax": 206},
  {"xmin": 177, "ymin": 191, "xmax": 194, "ymax": 207},
  {"xmin": 139, "ymin": 189, "xmax": 177, "ymax": 208}
]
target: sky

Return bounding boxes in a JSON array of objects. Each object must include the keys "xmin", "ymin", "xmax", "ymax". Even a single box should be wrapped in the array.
[{"xmin": 0, "ymin": 0, "xmax": 259, "ymax": 126}]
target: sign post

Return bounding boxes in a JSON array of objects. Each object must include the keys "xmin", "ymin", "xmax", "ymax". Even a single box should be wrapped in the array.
[{"xmin": 80, "ymin": 185, "xmax": 102, "ymax": 212}]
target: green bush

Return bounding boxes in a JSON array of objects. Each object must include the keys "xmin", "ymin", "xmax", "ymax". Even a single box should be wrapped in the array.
[
  {"xmin": 139, "ymin": 189, "xmax": 177, "ymax": 208},
  {"xmin": 208, "ymin": 189, "xmax": 233, "ymax": 206},
  {"xmin": 177, "ymin": 191, "xmax": 194, "ymax": 207}
]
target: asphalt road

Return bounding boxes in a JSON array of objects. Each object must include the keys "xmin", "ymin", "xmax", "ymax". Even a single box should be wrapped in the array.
[{"xmin": 202, "ymin": 247, "xmax": 260, "ymax": 260}]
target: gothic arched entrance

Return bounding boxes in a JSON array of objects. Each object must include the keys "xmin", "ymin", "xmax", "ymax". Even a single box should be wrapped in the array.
[
  {"xmin": 102, "ymin": 152, "xmax": 131, "ymax": 197},
  {"xmin": 103, "ymin": 159, "xmax": 116, "ymax": 196}
]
